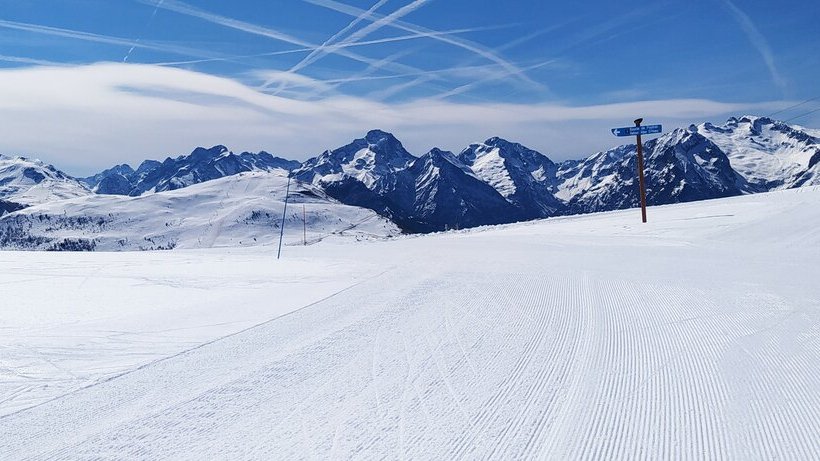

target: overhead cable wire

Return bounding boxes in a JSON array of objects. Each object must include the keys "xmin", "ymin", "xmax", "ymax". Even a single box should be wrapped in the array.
[
  {"xmin": 768, "ymin": 95, "xmax": 820, "ymax": 117},
  {"xmin": 783, "ymin": 106, "xmax": 820, "ymax": 123}
]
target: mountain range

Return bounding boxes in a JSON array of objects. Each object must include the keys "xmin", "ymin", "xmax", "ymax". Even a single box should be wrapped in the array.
[
  {"xmin": 1, "ymin": 115, "xmax": 818, "ymax": 248},
  {"xmin": 80, "ymin": 145, "xmax": 300, "ymax": 196}
]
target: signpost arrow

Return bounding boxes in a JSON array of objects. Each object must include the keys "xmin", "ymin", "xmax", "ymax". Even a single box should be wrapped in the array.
[
  {"xmin": 611, "ymin": 124, "xmax": 662, "ymax": 137},
  {"xmin": 611, "ymin": 119, "xmax": 663, "ymax": 223}
]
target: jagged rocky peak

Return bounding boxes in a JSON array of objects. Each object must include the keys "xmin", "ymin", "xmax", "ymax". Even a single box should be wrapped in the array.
[
  {"xmin": 293, "ymin": 130, "xmax": 417, "ymax": 190},
  {"xmin": 457, "ymin": 137, "xmax": 562, "ymax": 217},
  {"xmin": 83, "ymin": 145, "xmax": 299, "ymax": 196},
  {"xmin": 186, "ymin": 145, "xmax": 230, "ymax": 161},
  {"xmin": 412, "ymin": 147, "xmax": 487, "ymax": 181},
  {"xmin": 351, "ymin": 129, "xmax": 416, "ymax": 168},
  {"xmin": 460, "ymin": 137, "xmax": 556, "ymax": 178},
  {"xmin": 108, "ymin": 164, "xmax": 136, "ymax": 176},
  {"xmin": 135, "ymin": 160, "xmax": 162, "ymax": 175},
  {"xmin": 423, "ymin": 148, "xmax": 471, "ymax": 170}
]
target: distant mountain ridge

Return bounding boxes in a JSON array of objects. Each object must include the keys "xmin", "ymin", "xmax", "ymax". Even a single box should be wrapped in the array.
[
  {"xmin": 3, "ymin": 115, "xmax": 819, "ymax": 244},
  {"xmin": 81, "ymin": 146, "xmax": 300, "ymax": 196},
  {"xmin": 0, "ymin": 154, "xmax": 91, "ymax": 207}
]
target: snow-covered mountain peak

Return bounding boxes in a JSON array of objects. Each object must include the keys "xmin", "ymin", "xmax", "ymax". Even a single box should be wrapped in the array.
[
  {"xmin": 457, "ymin": 138, "xmax": 561, "ymax": 217},
  {"xmin": 186, "ymin": 145, "xmax": 230, "ymax": 162},
  {"xmin": 0, "ymin": 154, "xmax": 91, "ymax": 206},
  {"xmin": 364, "ymin": 129, "xmax": 401, "ymax": 147},
  {"xmin": 83, "ymin": 146, "xmax": 300, "ymax": 196},
  {"xmin": 294, "ymin": 130, "xmax": 415, "ymax": 190},
  {"xmin": 424, "ymin": 148, "xmax": 473, "ymax": 173},
  {"xmin": 653, "ymin": 126, "xmax": 712, "ymax": 154},
  {"xmin": 696, "ymin": 116, "xmax": 820, "ymax": 188},
  {"xmin": 136, "ymin": 160, "xmax": 161, "ymax": 175},
  {"xmin": 358, "ymin": 130, "xmax": 416, "ymax": 168}
]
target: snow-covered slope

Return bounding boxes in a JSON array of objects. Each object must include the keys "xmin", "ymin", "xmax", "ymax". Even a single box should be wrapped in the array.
[
  {"xmin": 0, "ymin": 171, "xmax": 399, "ymax": 251},
  {"xmin": 0, "ymin": 154, "xmax": 91, "ymax": 206},
  {"xmin": 1, "ymin": 186, "xmax": 818, "ymax": 458},
  {"xmin": 82, "ymin": 146, "xmax": 301, "ymax": 196},
  {"xmin": 697, "ymin": 115, "xmax": 820, "ymax": 189}
]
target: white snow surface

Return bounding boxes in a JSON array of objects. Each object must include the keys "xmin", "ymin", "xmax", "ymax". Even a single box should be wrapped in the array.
[
  {"xmin": 0, "ymin": 154, "xmax": 91, "ymax": 205},
  {"xmin": 0, "ymin": 171, "xmax": 399, "ymax": 250},
  {"xmin": 1, "ymin": 186, "xmax": 819, "ymax": 459},
  {"xmin": 341, "ymin": 148, "xmax": 379, "ymax": 189}
]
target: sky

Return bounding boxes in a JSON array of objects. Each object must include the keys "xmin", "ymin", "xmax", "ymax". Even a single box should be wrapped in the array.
[{"xmin": 0, "ymin": 0, "xmax": 818, "ymax": 175}]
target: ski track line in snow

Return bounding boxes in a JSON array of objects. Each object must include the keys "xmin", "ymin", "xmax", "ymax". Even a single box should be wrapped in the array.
[
  {"xmin": 1, "ymin": 258, "xmax": 819, "ymax": 458},
  {"xmin": 0, "ymin": 266, "xmax": 395, "ymax": 423}
]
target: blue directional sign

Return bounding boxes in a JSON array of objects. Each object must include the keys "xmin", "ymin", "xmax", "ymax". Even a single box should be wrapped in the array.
[{"xmin": 611, "ymin": 124, "xmax": 663, "ymax": 137}]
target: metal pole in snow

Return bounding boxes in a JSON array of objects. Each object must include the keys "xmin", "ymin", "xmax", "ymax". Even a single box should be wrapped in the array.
[
  {"xmin": 634, "ymin": 118, "xmax": 648, "ymax": 223},
  {"xmin": 277, "ymin": 175, "xmax": 291, "ymax": 260},
  {"xmin": 303, "ymin": 204, "xmax": 307, "ymax": 246}
]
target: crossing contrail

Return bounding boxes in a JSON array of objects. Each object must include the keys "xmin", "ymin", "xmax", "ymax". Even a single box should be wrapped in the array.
[
  {"xmin": 138, "ymin": 0, "xmax": 428, "ymax": 81},
  {"xmin": 152, "ymin": 26, "xmax": 493, "ymax": 67},
  {"xmin": 302, "ymin": 0, "xmax": 543, "ymax": 89},
  {"xmin": 267, "ymin": 0, "xmax": 388, "ymax": 93},
  {"xmin": 287, "ymin": 0, "xmax": 389, "ymax": 74},
  {"xmin": 271, "ymin": 0, "xmax": 432, "ymax": 93}
]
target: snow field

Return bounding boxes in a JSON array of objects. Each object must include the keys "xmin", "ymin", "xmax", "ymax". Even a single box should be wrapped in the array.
[{"xmin": 1, "ymin": 186, "xmax": 819, "ymax": 459}]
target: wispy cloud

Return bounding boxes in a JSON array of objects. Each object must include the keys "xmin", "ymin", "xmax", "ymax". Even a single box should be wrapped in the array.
[
  {"xmin": 0, "ymin": 63, "xmax": 782, "ymax": 174},
  {"xmin": 719, "ymin": 0, "xmax": 787, "ymax": 93}
]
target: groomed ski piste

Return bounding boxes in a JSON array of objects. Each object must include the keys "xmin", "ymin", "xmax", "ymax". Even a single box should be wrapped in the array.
[{"xmin": 1, "ymin": 186, "xmax": 819, "ymax": 459}]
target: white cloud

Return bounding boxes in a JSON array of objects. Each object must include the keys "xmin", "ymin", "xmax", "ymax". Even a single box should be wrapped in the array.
[{"xmin": 0, "ymin": 63, "xmax": 784, "ymax": 175}]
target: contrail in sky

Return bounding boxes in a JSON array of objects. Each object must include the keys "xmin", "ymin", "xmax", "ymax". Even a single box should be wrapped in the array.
[
  {"xmin": 0, "ymin": 17, "xmax": 219, "ymax": 60},
  {"xmin": 271, "ymin": 0, "xmax": 432, "ymax": 93},
  {"xmin": 153, "ymin": 26, "xmax": 495, "ymax": 67},
  {"xmin": 719, "ymin": 0, "xmax": 787, "ymax": 93},
  {"xmin": 140, "ymin": 0, "xmax": 427, "ymax": 81},
  {"xmin": 302, "ymin": 0, "xmax": 542, "ymax": 90},
  {"xmin": 285, "ymin": 0, "xmax": 389, "ymax": 76},
  {"xmin": 124, "ymin": 0, "xmax": 165, "ymax": 62}
]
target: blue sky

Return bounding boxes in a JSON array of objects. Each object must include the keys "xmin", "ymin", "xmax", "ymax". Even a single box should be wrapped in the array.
[{"xmin": 0, "ymin": 0, "xmax": 818, "ymax": 174}]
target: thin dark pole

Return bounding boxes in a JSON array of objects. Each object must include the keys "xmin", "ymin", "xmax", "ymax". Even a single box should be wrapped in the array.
[
  {"xmin": 277, "ymin": 176, "xmax": 291, "ymax": 260},
  {"xmin": 634, "ymin": 118, "xmax": 648, "ymax": 223},
  {"xmin": 302, "ymin": 204, "xmax": 307, "ymax": 246}
]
